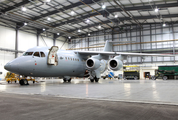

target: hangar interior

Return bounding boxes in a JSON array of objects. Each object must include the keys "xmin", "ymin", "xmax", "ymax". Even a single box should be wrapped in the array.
[
  {"xmin": 1, "ymin": 0, "xmax": 178, "ymax": 119},
  {"xmin": 0, "ymin": 0, "xmax": 178, "ymax": 80}
]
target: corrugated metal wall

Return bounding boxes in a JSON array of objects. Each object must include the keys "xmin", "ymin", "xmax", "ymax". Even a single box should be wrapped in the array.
[{"xmin": 69, "ymin": 23, "xmax": 178, "ymax": 64}]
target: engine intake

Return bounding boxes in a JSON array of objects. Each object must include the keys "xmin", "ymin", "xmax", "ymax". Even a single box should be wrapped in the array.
[
  {"xmin": 108, "ymin": 59, "xmax": 123, "ymax": 71},
  {"xmin": 86, "ymin": 58, "xmax": 100, "ymax": 70}
]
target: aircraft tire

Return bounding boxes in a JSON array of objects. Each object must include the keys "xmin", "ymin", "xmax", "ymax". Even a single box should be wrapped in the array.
[
  {"xmin": 90, "ymin": 79, "xmax": 94, "ymax": 82},
  {"xmin": 33, "ymin": 81, "xmax": 35, "ymax": 84},
  {"xmin": 8, "ymin": 81, "xmax": 10, "ymax": 84},
  {"xmin": 94, "ymin": 77, "xmax": 99, "ymax": 82},
  {"xmin": 68, "ymin": 78, "xmax": 71, "ymax": 82},
  {"xmin": 63, "ymin": 78, "xmax": 67, "ymax": 82}
]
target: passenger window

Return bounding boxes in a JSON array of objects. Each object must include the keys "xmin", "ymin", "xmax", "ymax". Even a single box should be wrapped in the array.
[
  {"xmin": 40, "ymin": 52, "xmax": 45, "ymax": 57},
  {"xmin": 34, "ymin": 52, "xmax": 40, "ymax": 57},
  {"xmin": 23, "ymin": 52, "xmax": 33, "ymax": 56}
]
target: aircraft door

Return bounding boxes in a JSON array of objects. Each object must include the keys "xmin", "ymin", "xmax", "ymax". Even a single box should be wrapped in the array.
[{"xmin": 47, "ymin": 46, "xmax": 59, "ymax": 66}]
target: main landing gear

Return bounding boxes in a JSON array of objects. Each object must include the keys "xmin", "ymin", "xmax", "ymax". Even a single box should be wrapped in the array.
[
  {"xmin": 63, "ymin": 78, "xmax": 71, "ymax": 83},
  {"xmin": 19, "ymin": 79, "xmax": 29, "ymax": 85},
  {"xmin": 90, "ymin": 77, "xmax": 99, "ymax": 83}
]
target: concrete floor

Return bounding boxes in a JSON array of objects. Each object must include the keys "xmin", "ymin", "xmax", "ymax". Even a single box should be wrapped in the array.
[
  {"xmin": 0, "ymin": 79, "xmax": 178, "ymax": 105},
  {"xmin": 0, "ymin": 92, "xmax": 178, "ymax": 120}
]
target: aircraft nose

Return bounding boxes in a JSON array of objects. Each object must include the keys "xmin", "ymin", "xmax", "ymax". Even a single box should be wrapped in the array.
[{"xmin": 4, "ymin": 63, "xmax": 11, "ymax": 71}]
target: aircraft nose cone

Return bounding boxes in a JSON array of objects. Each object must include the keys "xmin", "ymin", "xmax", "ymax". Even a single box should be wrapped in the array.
[{"xmin": 4, "ymin": 63, "xmax": 11, "ymax": 71}]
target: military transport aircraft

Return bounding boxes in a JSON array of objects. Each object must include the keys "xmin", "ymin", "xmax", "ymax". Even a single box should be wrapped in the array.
[{"xmin": 4, "ymin": 40, "xmax": 174, "ymax": 85}]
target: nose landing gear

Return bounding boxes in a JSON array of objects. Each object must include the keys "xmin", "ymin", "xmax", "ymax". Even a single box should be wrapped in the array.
[{"xmin": 19, "ymin": 79, "xmax": 29, "ymax": 85}]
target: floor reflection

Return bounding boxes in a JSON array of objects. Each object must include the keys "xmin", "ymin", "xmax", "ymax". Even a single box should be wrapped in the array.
[{"xmin": 124, "ymin": 83, "xmax": 131, "ymax": 97}]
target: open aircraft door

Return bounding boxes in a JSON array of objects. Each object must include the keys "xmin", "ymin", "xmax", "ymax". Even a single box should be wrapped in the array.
[{"xmin": 47, "ymin": 46, "xmax": 59, "ymax": 66}]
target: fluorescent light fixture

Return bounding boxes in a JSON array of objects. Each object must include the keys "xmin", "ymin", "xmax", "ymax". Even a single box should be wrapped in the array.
[
  {"xmin": 71, "ymin": 11, "xmax": 75, "ymax": 15},
  {"xmin": 57, "ymin": 33, "xmax": 60, "ymax": 35},
  {"xmin": 43, "ymin": 28, "xmax": 45, "ymax": 31},
  {"xmin": 68, "ymin": 36, "xmax": 71, "ymax": 39},
  {"xmin": 114, "ymin": 14, "xmax": 118, "ymax": 18},
  {"xmin": 78, "ymin": 29, "xmax": 81, "ymax": 32},
  {"xmin": 155, "ymin": 6, "xmax": 158, "ymax": 12},
  {"xmin": 47, "ymin": 17, "xmax": 51, "ymax": 21},
  {"xmin": 102, "ymin": 4, "xmax": 106, "ymax": 9},
  {"xmin": 24, "ymin": 22, "xmax": 27, "ymax": 26},
  {"xmin": 21, "ymin": 6, "xmax": 27, "ymax": 12},
  {"xmin": 98, "ymin": 25, "xmax": 101, "ymax": 29}
]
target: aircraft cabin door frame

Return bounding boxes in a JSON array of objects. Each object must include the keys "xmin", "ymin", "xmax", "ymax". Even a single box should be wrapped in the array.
[{"xmin": 47, "ymin": 46, "xmax": 59, "ymax": 66}]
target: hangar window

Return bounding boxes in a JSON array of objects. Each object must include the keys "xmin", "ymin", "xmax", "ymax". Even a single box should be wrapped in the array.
[
  {"xmin": 23, "ymin": 52, "xmax": 33, "ymax": 56},
  {"xmin": 40, "ymin": 52, "xmax": 45, "ymax": 57},
  {"xmin": 34, "ymin": 52, "xmax": 40, "ymax": 57}
]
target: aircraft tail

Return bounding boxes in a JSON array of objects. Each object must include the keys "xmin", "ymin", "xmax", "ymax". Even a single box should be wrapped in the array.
[{"xmin": 103, "ymin": 40, "xmax": 112, "ymax": 52}]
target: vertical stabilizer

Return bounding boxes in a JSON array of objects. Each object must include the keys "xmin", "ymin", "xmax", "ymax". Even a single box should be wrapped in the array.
[{"xmin": 103, "ymin": 40, "xmax": 112, "ymax": 52}]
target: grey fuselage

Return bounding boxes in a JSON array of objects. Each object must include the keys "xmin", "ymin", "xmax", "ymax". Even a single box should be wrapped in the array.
[{"xmin": 4, "ymin": 47, "xmax": 86, "ymax": 77}]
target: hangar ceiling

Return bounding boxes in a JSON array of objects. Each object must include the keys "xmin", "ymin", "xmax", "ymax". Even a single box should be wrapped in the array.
[{"xmin": 0, "ymin": 0, "xmax": 178, "ymax": 39}]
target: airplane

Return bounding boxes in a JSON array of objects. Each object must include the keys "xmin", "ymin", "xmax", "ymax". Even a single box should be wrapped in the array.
[{"xmin": 4, "ymin": 40, "xmax": 174, "ymax": 85}]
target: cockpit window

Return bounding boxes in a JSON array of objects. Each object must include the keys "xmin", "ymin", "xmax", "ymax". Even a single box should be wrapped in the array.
[
  {"xmin": 23, "ymin": 52, "xmax": 33, "ymax": 56},
  {"xmin": 34, "ymin": 52, "xmax": 40, "ymax": 57},
  {"xmin": 40, "ymin": 52, "xmax": 45, "ymax": 57}
]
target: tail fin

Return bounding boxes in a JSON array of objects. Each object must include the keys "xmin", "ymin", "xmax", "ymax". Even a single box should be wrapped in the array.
[{"xmin": 103, "ymin": 40, "xmax": 112, "ymax": 52}]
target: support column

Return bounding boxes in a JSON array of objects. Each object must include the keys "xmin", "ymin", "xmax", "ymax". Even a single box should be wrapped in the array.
[
  {"xmin": 37, "ymin": 33, "xmax": 40, "ymax": 46},
  {"xmin": 37, "ymin": 29, "xmax": 44, "ymax": 46},
  {"xmin": 171, "ymin": 23, "xmax": 176, "ymax": 62},
  {"xmin": 15, "ymin": 23, "xmax": 23, "ymax": 58},
  {"xmin": 53, "ymin": 33, "xmax": 60, "ymax": 46},
  {"xmin": 15, "ymin": 28, "xmax": 18, "ymax": 58},
  {"xmin": 150, "ymin": 24, "xmax": 153, "ymax": 63}
]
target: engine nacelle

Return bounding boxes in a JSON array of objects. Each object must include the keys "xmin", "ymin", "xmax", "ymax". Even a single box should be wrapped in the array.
[
  {"xmin": 86, "ymin": 58, "xmax": 100, "ymax": 70},
  {"xmin": 108, "ymin": 58, "xmax": 123, "ymax": 71}
]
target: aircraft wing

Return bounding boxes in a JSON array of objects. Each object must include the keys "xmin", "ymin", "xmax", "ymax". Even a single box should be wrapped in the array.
[{"xmin": 77, "ymin": 51, "xmax": 174, "ymax": 57}]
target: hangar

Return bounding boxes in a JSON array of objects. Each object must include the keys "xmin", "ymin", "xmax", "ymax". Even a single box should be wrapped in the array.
[{"xmin": 0, "ymin": 0, "xmax": 178, "ymax": 119}]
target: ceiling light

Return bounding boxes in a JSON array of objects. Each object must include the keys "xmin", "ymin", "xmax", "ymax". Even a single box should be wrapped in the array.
[
  {"xmin": 68, "ymin": 36, "xmax": 71, "ymax": 39},
  {"xmin": 71, "ymin": 11, "xmax": 75, "ymax": 15},
  {"xmin": 114, "ymin": 14, "xmax": 118, "ymax": 18},
  {"xmin": 155, "ymin": 6, "xmax": 158, "ymax": 12},
  {"xmin": 47, "ymin": 17, "xmax": 51, "ymax": 21},
  {"xmin": 45, "ymin": 0, "xmax": 51, "ymax": 2},
  {"xmin": 24, "ymin": 22, "xmax": 27, "ymax": 26},
  {"xmin": 102, "ymin": 4, "xmax": 106, "ymax": 9},
  {"xmin": 163, "ymin": 22, "xmax": 166, "ymax": 27},
  {"xmin": 21, "ymin": 6, "xmax": 27, "ymax": 12},
  {"xmin": 86, "ymin": 19, "xmax": 90, "ymax": 23},
  {"xmin": 57, "ymin": 33, "xmax": 60, "ymax": 35},
  {"xmin": 43, "ymin": 28, "xmax": 45, "ymax": 31},
  {"xmin": 88, "ymin": 33, "xmax": 90, "ymax": 36},
  {"xmin": 78, "ymin": 29, "xmax": 81, "ymax": 32},
  {"xmin": 98, "ymin": 25, "xmax": 101, "ymax": 29}
]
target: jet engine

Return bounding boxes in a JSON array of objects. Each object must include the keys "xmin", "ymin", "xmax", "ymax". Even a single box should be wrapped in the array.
[
  {"xmin": 108, "ymin": 58, "xmax": 123, "ymax": 71},
  {"xmin": 86, "ymin": 58, "xmax": 100, "ymax": 70}
]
